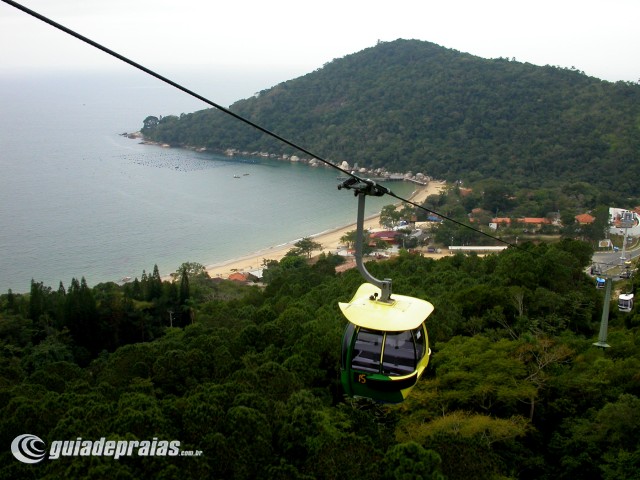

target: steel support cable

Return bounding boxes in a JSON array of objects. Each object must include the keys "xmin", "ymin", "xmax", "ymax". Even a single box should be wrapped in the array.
[{"xmin": 4, "ymin": 0, "xmax": 525, "ymax": 253}]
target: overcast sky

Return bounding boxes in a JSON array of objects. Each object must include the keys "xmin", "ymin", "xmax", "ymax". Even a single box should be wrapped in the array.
[{"xmin": 1, "ymin": 0, "xmax": 639, "ymax": 90}]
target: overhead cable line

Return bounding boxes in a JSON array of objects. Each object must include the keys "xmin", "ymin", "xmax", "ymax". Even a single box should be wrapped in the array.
[{"xmin": 3, "ymin": 0, "xmax": 523, "ymax": 252}]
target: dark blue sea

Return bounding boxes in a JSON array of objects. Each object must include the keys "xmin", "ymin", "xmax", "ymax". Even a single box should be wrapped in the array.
[{"xmin": 0, "ymin": 70, "xmax": 415, "ymax": 293}]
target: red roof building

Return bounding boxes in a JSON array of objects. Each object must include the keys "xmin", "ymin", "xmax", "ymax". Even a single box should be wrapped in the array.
[
  {"xmin": 228, "ymin": 272, "xmax": 259, "ymax": 283},
  {"xmin": 518, "ymin": 217, "xmax": 551, "ymax": 225},
  {"xmin": 575, "ymin": 213, "xmax": 595, "ymax": 225},
  {"xmin": 369, "ymin": 231, "xmax": 400, "ymax": 243}
]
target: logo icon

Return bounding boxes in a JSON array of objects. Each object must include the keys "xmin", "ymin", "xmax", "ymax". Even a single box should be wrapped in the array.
[{"xmin": 11, "ymin": 434, "xmax": 47, "ymax": 464}]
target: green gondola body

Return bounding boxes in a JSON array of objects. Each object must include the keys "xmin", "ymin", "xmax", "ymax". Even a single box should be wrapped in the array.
[{"xmin": 339, "ymin": 283, "xmax": 434, "ymax": 403}]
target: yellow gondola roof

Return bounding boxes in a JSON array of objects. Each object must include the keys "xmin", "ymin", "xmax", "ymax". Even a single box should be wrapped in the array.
[{"xmin": 339, "ymin": 283, "xmax": 434, "ymax": 331}]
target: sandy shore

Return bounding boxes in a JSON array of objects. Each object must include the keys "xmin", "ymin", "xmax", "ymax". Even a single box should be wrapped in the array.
[{"xmin": 201, "ymin": 180, "xmax": 446, "ymax": 279}]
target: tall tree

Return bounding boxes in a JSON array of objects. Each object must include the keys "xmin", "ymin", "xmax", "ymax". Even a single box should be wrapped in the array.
[
  {"xmin": 28, "ymin": 279, "xmax": 49, "ymax": 321},
  {"xmin": 380, "ymin": 204, "xmax": 402, "ymax": 229},
  {"xmin": 291, "ymin": 237, "xmax": 323, "ymax": 259},
  {"xmin": 179, "ymin": 266, "xmax": 190, "ymax": 305},
  {"xmin": 64, "ymin": 277, "xmax": 99, "ymax": 358},
  {"xmin": 148, "ymin": 264, "xmax": 163, "ymax": 300}
]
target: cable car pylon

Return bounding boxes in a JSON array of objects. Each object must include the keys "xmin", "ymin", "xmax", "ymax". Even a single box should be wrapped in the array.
[
  {"xmin": 593, "ymin": 276, "xmax": 612, "ymax": 349},
  {"xmin": 337, "ymin": 177, "xmax": 435, "ymax": 403}
]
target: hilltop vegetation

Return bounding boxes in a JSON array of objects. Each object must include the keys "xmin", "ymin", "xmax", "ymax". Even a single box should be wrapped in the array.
[
  {"xmin": 141, "ymin": 39, "xmax": 640, "ymax": 197},
  {"xmin": 2, "ymin": 242, "xmax": 640, "ymax": 478}
]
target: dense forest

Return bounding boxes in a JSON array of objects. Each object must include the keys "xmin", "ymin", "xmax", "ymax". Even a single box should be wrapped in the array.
[
  {"xmin": 2, "ymin": 239, "xmax": 640, "ymax": 478},
  {"xmin": 141, "ymin": 39, "xmax": 640, "ymax": 197}
]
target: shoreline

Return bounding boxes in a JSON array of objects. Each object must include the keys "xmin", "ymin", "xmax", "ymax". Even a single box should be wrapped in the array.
[
  {"xmin": 200, "ymin": 180, "xmax": 446, "ymax": 280},
  {"xmin": 131, "ymin": 133, "xmax": 444, "ymax": 283}
]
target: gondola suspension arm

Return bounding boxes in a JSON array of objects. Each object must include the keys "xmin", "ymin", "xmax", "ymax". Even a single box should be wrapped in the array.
[{"xmin": 338, "ymin": 176, "xmax": 393, "ymax": 303}]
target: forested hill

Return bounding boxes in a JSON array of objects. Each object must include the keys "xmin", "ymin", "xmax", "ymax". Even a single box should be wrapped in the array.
[{"xmin": 142, "ymin": 39, "xmax": 640, "ymax": 196}]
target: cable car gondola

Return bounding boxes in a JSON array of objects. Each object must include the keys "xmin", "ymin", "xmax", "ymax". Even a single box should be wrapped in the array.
[
  {"xmin": 337, "ymin": 179, "xmax": 435, "ymax": 403},
  {"xmin": 618, "ymin": 293, "xmax": 634, "ymax": 313},
  {"xmin": 340, "ymin": 283, "xmax": 433, "ymax": 403}
]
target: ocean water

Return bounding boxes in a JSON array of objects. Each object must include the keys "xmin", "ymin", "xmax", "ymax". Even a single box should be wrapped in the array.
[{"xmin": 0, "ymin": 70, "xmax": 415, "ymax": 293}]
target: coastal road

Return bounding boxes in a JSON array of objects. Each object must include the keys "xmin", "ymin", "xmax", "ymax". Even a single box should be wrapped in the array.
[{"xmin": 592, "ymin": 246, "xmax": 639, "ymax": 277}]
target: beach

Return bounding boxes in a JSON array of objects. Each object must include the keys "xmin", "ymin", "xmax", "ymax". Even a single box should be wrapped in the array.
[{"xmin": 204, "ymin": 180, "xmax": 446, "ymax": 279}]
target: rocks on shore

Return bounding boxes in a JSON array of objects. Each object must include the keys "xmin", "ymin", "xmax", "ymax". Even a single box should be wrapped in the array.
[{"xmin": 122, "ymin": 133, "xmax": 431, "ymax": 185}]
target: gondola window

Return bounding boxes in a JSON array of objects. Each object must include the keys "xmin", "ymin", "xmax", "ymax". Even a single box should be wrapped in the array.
[
  {"xmin": 351, "ymin": 328, "xmax": 383, "ymax": 373},
  {"xmin": 382, "ymin": 330, "xmax": 416, "ymax": 376}
]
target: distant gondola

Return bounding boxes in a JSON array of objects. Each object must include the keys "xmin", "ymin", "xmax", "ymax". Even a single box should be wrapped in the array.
[{"xmin": 618, "ymin": 293, "xmax": 634, "ymax": 313}]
